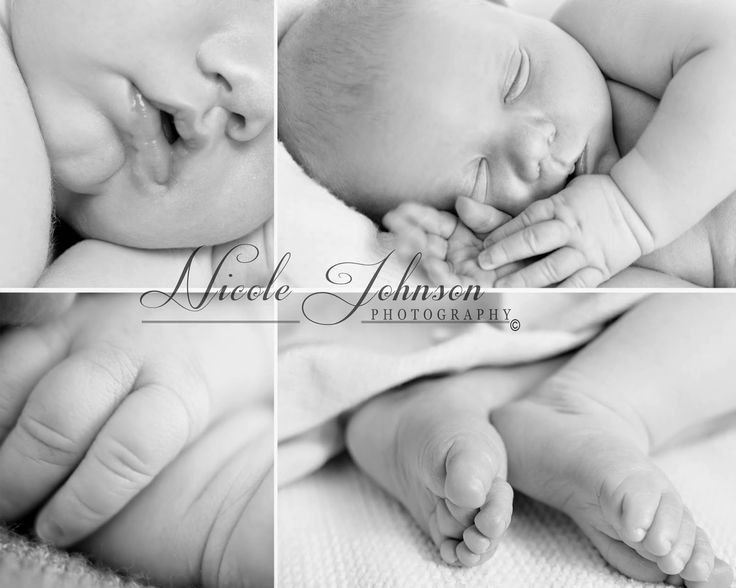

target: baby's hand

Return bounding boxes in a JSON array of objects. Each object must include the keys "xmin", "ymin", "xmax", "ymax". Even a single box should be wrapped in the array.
[
  {"xmin": 384, "ymin": 198, "xmax": 520, "ymax": 286},
  {"xmin": 479, "ymin": 175, "xmax": 647, "ymax": 288},
  {"xmin": 0, "ymin": 296, "xmax": 211, "ymax": 548}
]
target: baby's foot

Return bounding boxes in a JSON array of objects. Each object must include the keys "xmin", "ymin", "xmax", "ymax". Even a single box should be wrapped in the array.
[
  {"xmin": 346, "ymin": 378, "xmax": 513, "ymax": 567},
  {"xmin": 493, "ymin": 390, "xmax": 733, "ymax": 586}
]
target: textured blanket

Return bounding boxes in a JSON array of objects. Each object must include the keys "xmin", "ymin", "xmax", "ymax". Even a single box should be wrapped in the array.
[
  {"xmin": 279, "ymin": 293, "xmax": 646, "ymax": 485},
  {"xmin": 280, "ymin": 427, "xmax": 736, "ymax": 587}
]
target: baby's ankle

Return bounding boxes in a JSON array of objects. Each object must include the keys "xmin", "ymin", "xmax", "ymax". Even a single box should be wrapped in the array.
[{"xmin": 497, "ymin": 379, "xmax": 652, "ymax": 454}]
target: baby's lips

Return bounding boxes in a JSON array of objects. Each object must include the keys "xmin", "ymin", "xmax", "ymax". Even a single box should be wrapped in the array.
[{"xmin": 129, "ymin": 88, "xmax": 173, "ymax": 185}]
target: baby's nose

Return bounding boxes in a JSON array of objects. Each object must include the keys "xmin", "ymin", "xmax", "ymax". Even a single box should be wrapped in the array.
[
  {"xmin": 197, "ymin": 33, "xmax": 273, "ymax": 143},
  {"xmin": 505, "ymin": 115, "xmax": 556, "ymax": 182}
]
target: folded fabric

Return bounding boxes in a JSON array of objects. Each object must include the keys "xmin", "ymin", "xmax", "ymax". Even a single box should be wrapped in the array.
[
  {"xmin": 277, "ymin": 143, "xmax": 430, "ymax": 288},
  {"xmin": 279, "ymin": 293, "xmax": 647, "ymax": 485}
]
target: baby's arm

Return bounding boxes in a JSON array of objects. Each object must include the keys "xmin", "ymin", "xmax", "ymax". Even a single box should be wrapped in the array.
[
  {"xmin": 0, "ymin": 30, "xmax": 52, "ymax": 285},
  {"xmin": 38, "ymin": 240, "xmax": 216, "ymax": 288},
  {"xmin": 39, "ymin": 221, "xmax": 273, "ymax": 288},
  {"xmin": 558, "ymin": 0, "xmax": 736, "ymax": 243}
]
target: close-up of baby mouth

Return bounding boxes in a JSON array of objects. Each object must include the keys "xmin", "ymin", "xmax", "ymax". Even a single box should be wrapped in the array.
[{"xmin": 127, "ymin": 85, "xmax": 210, "ymax": 189}]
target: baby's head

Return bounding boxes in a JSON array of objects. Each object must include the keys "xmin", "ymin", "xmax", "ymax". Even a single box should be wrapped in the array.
[
  {"xmin": 10, "ymin": 0, "xmax": 273, "ymax": 248},
  {"xmin": 280, "ymin": 0, "xmax": 618, "ymax": 220}
]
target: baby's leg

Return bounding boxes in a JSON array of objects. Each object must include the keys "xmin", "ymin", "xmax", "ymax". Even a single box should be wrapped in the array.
[
  {"xmin": 346, "ymin": 358, "xmax": 566, "ymax": 567},
  {"xmin": 494, "ymin": 294, "xmax": 735, "ymax": 586},
  {"xmin": 80, "ymin": 408, "xmax": 274, "ymax": 588}
]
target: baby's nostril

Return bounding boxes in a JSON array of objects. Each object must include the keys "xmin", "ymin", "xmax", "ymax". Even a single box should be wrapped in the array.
[
  {"xmin": 230, "ymin": 113, "xmax": 247, "ymax": 132},
  {"xmin": 216, "ymin": 73, "xmax": 233, "ymax": 94}
]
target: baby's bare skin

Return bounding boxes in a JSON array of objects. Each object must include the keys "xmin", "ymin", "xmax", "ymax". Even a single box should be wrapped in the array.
[
  {"xmin": 347, "ymin": 362, "xmax": 562, "ymax": 567},
  {"xmin": 82, "ymin": 408, "xmax": 274, "ymax": 588},
  {"xmin": 608, "ymin": 81, "xmax": 736, "ymax": 288},
  {"xmin": 0, "ymin": 294, "xmax": 274, "ymax": 586},
  {"xmin": 348, "ymin": 294, "xmax": 735, "ymax": 584},
  {"xmin": 393, "ymin": 78, "xmax": 735, "ymax": 288},
  {"xmin": 0, "ymin": 24, "xmax": 52, "ymax": 286}
]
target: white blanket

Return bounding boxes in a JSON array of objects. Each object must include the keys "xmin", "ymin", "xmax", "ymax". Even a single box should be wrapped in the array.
[{"xmin": 278, "ymin": 293, "xmax": 645, "ymax": 485}]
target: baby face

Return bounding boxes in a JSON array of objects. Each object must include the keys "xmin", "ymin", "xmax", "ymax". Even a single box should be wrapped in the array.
[
  {"xmin": 10, "ymin": 0, "xmax": 273, "ymax": 248},
  {"xmin": 340, "ymin": 1, "xmax": 619, "ymax": 218}
]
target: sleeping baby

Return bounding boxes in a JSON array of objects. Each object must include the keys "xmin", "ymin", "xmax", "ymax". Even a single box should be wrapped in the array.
[
  {"xmin": 0, "ymin": 0, "xmax": 273, "ymax": 287},
  {"xmin": 278, "ymin": 0, "xmax": 735, "ymax": 584},
  {"xmin": 279, "ymin": 0, "xmax": 736, "ymax": 288}
]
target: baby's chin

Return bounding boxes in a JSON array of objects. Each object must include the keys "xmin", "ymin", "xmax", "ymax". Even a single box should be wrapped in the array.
[
  {"xmin": 56, "ymin": 185, "xmax": 270, "ymax": 251},
  {"xmin": 54, "ymin": 154, "xmax": 273, "ymax": 250}
]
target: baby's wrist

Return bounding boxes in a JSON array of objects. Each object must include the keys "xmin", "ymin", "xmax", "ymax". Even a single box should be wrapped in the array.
[{"xmin": 602, "ymin": 173, "xmax": 655, "ymax": 257}]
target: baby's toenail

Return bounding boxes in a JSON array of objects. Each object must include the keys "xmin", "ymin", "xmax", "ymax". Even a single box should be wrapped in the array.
[
  {"xmin": 630, "ymin": 527, "xmax": 646, "ymax": 542},
  {"xmin": 668, "ymin": 556, "xmax": 685, "ymax": 573},
  {"xmin": 484, "ymin": 517, "xmax": 506, "ymax": 537},
  {"xmin": 691, "ymin": 559, "xmax": 713, "ymax": 579}
]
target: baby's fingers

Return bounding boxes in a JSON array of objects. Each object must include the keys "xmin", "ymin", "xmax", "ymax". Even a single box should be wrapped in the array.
[
  {"xmin": 483, "ymin": 199, "xmax": 556, "ymax": 244},
  {"xmin": 494, "ymin": 248, "xmax": 585, "ymax": 288},
  {"xmin": 0, "ymin": 345, "xmax": 140, "ymax": 522},
  {"xmin": 384, "ymin": 203, "xmax": 458, "ymax": 239},
  {"xmin": 36, "ymin": 364, "xmax": 209, "ymax": 547},
  {"xmin": 479, "ymin": 220, "xmax": 569, "ymax": 270},
  {"xmin": 455, "ymin": 197, "xmax": 511, "ymax": 235},
  {"xmin": 559, "ymin": 267, "xmax": 606, "ymax": 288},
  {"xmin": 0, "ymin": 322, "xmax": 70, "ymax": 441}
]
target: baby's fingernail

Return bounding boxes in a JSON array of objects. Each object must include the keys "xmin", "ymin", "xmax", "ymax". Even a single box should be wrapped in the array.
[
  {"xmin": 36, "ymin": 519, "xmax": 63, "ymax": 545},
  {"xmin": 483, "ymin": 236, "xmax": 494, "ymax": 248},
  {"xmin": 478, "ymin": 253, "xmax": 496, "ymax": 270}
]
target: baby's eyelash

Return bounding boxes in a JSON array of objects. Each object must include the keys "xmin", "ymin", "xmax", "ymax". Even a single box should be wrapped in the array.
[{"xmin": 504, "ymin": 47, "xmax": 530, "ymax": 104}]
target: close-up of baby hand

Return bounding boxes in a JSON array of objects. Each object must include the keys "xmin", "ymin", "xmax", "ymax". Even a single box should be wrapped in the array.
[
  {"xmin": 478, "ymin": 175, "xmax": 647, "ymax": 288},
  {"xmin": 0, "ymin": 295, "xmax": 213, "ymax": 550},
  {"xmin": 383, "ymin": 199, "xmax": 521, "ymax": 286}
]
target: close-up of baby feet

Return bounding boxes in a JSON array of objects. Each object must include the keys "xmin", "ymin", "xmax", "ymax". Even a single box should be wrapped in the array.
[
  {"xmin": 345, "ymin": 376, "xmax": 514, "ymax": 567},
  {"xmin": 493, "ymin": 388, "xmax": 734, "ymax": 587}
]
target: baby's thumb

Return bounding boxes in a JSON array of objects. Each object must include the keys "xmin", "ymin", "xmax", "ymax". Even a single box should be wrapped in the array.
[{"xmin": 455, "ymin": 197, "xmax": 511, "ymax": 235}]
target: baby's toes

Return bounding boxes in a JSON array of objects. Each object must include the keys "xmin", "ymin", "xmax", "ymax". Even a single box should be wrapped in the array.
[
  {"xmin": 462, "ymin": 525, "xmax": 495, "ymax": 556},
  {"xmin": 642, "ymin": 492, "xmax": 684, "ymax": 557},
  {"xmin": 435, "ymin": 500, "xmax": 468, "ymax": 541},
  {"xmin": 445, "ymin": 499, "xmax": 477, "ymax": 528},
  {"xmin": 473, "ymin": 478, "xmax": 513, "ymax": 541},
  {"xmin": 439, "ymin": 539, "xmax": 461, "ymax": 565},
  {"xmin": 657, "ymin": 508, "xmax": 696, "ymax": 576},
  {"xmin": 444, "ymin": 439, "xmax": 498, "ymax": 509},
  {"xmin": 683, "ymin": 557, "xmax": 734, "ymax": 588},
  {"xmin": 680, "ymin": 527, "xmax": 715, "ymax": 583},
  {"xmin": 614, "ymin": 486, "xmax": 662, "ymax": 544},
  {"xmin": 455, "ymin": 541, "xmax": 483, "ymax": 567}
]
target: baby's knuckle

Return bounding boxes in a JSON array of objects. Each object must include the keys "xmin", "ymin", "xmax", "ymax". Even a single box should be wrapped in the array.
[
  {"xmin": 522, "ymin": 228, "xmax": 539, "ymax": 252},
  {"xmin": 149, "ymin": 381, "xmax": 208, "ymax": 442},
  {"xmin": 66, "ymin": 483, "xmax": 107, "ymax": 522},
  {"xmin": 78, "ymin": 342, "xmax": 139, "ymax": 391},
  {"xmin": 539, "ymin": 259, "xmax": 559, "ymax": 284},
  {"xmin": 94, "ymin": 437, "xmax": 155, "ymax": 487},
  {"xmin": 16, "ymin": 414, "xmax": 78, "ymax": 466}
]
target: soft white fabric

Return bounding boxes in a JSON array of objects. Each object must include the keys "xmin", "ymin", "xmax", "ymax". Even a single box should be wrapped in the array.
[
  {"xmin": 279, "ymin": 293, "xmax": 645, "ymax": 485},
  {"xmin": 280, "ymin": 427, "xmax": 736, "ymax": 587},
  {"xmin": 278, "ymin": 143, "xmax": 426, "ymax": 289}
]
